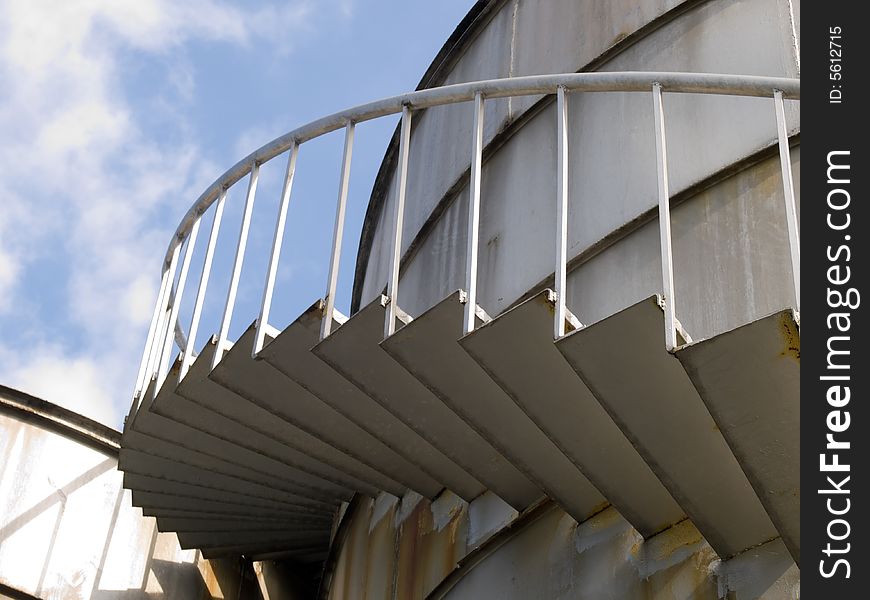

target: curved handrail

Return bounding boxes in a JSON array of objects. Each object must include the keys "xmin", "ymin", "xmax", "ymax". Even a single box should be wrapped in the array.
[
  {"xmin": 136, "ymin": 71, "xmax": 800, "ymax": 401},
  {"xmin": 162, "ymin": 72, "xmax": 799, "ymax": 268}
]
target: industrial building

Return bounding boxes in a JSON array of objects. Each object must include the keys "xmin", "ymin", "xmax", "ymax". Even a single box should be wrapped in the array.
[{"xmin": 1, "ymin": 0, "xmax": 799, "ymax": 597}]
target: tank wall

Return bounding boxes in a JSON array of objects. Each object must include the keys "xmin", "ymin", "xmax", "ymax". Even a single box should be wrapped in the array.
[
  {"xmin": 0, "ymin": 413, "xmax": 259, "ymax": 600},
  {"xmin": 324, "ymin": 494, "xmax": 800, "ymax": 600},
  {"xmin": 358, "ymin": 0, "xmax": 801, "ymax": 343}
]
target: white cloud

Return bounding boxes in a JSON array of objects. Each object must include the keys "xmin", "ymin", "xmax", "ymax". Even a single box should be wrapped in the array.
[
  {"xmin": 0, "ymin": 0, "xmax": 341, "ymax": 426},
  {"xmin": 0, "ymin": 347, "xmax": 118, "ymax": 428}
]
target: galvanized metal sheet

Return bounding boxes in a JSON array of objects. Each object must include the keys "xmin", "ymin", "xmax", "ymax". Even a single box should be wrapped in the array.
[
  {"xmin": 257, "ymin": 300, "xmax": 446, "ymax": 499},
  {"xmin": 130, "ymin": 367, "xmax": 351, "ymax": 503},
  {"xmin": 382, "ymin": 291, "xmax": 604, "ymax": 520},
  {"xmin": 212, "ymin": 319, "xmax": 415, "ymax": 497},
  {"xmin": 173, "ymin": 341, "xmax": 377, "ymax": 497},
  {"xmin": 314, "ymin": 296, "xmax": 515, "ymax": 504},
  {"xmin": 677, "ymin": 309, "xmax": 800, "ymax": 563},
  {"xmin": 555, "ymin": 295, "xmax": 778, "ymax": 558},
  {"xmin": 460, "ymin": 290, "xmax": 685, "ymax": 537}
]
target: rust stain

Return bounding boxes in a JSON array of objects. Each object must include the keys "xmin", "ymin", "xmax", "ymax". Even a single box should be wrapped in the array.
[
  {"xmin": 610, "ymin": 31, "xmax": 630, "ymax": 47},
  {"xmin": 395, "ymin": 498, "xmax": 468, "ymax": 600},
  {"xmin": 779, "ymin": 313, "xmax": 800, "ymax": 360}
]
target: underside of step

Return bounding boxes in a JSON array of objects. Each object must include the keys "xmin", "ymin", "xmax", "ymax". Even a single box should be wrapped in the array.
[{"xmin": 120, "ymin": 291, "xmax": 798, "ymax": 563}]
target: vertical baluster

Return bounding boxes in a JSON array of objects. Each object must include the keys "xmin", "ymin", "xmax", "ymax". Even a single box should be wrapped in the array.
[
  {"xmin": 652, "ymin": 83, "xmax": 678, "ymax": 351},
  {"xmin": 385, "ymin": 106, "xmax": 413, "ymax": 338},
  {"xmin": 254, "ymin": 142, "xmax": 300, "ymax": 356},
  {"xmin": 134, "ymin": 267, "xmax": 171, "ymax": 397},
  {"xmin": 555, "ymin": 86, "xmax": 569, "ymax": 339},
  {"xmin": 213, "ymin": 164, "xmax": 260, "ymax": 369},
  {"xmin": 145, "ymin": 243, "xmax": 181, "ymax": 395},
  {"xmin": 321, "ymin": 121, "xmax": 356, "ymax": 340},
  {"xmin": 180, "ymin": 189, "xmax": 226, "ymax": 380},
  {"xmin": 463, "ymin": 92, "xmax": 485, "ymax": 336},
  {"xmin": 156, "ymin": 218, "xmax": 201, "ymax": 388},
  {"xmin": 773, "ymin": 90, "xmax": 800, "ymax": 311}
]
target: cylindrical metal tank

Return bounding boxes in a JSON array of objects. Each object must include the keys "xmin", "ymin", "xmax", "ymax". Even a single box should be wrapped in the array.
[{"xmin": 325, "ymin": 0, "xmax": 800, "ymax": 598}]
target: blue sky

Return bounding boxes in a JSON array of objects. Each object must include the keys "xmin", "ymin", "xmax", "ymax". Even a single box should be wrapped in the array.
[{"xmin": 0, "ymin": 0, "xmax": 473, "ymax": 427}]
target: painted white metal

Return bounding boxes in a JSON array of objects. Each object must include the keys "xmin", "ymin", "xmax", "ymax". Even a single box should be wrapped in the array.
[
  {"xmin": 137, "ymin": 73, "xmax": 799, "ymax": 405},
  {"xmin": 213, "ymin": 164, "xmax": 260, "ymax": 370},
  {"xmin": 384, "ymin": 106, "xmax": 413, "ymax": 338},
  {"xmin": 555, "ymin": 86, "xmax": 569, "ymax": 339},
  {"xmin": 180, "ymin": 190, "xmax": 227, "ymax": 380},
  {"xmin": 254, "ymin": 142, "xmax": 300, "ymax": 357},
  {"xmin": 156, "ymin": 216, "xmax": 201, "ymax": 391},
  {"xmin": 321, "ymin": 121, "xmax": 355, "ymax": 341},
  {"xmin": 162, "ymin": 72, "xmax": 800, "ymax": 275},
  {"xmin": 774, "ymin": 90, "xmax": 800, "ymax": 311},
  {"xmin": 652, "ymin": 83, "xmax": 678, "ymax": 352},
  {"xmin": 134, "ymin": 268, "xmax": 171, "ymax": 397},
  {"xmin": 145, "ymin": 243, "xmax": 181, "ymax": 392},
  {"xmin": 463, "ymin": 92, "xmax": 485, "ymax": 336}
]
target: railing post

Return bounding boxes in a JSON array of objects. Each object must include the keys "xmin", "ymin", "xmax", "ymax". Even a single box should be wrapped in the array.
[
  {"xmin": 555, "ymin": 86, "xmax": 569, "ymax": 339},
  {"xmin": 133, "ymin": 268, "xmax": 171, "ymax": 398},
  {"xmin": 773, "ymin": 90, "xmax": 800, "ymax": 311},
  {"xmin": 213, "ymin": 163, "xmax": 260, "ymax": 370},
  {"xmin": 463, "ymin": 92, "xmax": 485, "ymax": 336},
  {"xmin": 180, "ymin": 189, "xmax": 226, "ymax": 380},
  {"xmin": 145, "ymin": 243, "xmax": 181, "ymax": 391},
  {"xmin": 321, "ymin": 121, "xmax": 356, "ymax": 340},
  {"xmin": 652, "ymin": 83, "xmax": 678, "ymax": 351},
  {"xmin": 156, "ymin": 217, "xmax": 201, "ymax": 390},
  {"xmin": 254, "ymin": 142, "xmax": 300, "ymax": 357},
  {"xmin": 385, "ymin": 106, "xmax": 413, "ymax": 338}
]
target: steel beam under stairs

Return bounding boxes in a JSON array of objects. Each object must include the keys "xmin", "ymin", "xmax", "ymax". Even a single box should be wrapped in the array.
[
  {"xmin": 382, "ymin": 290, "xmax": 606, "ymax": 524},
  {"xmin": 556, "ymin": 296, "xmax": 779, "ymax": 559},
  {"xmin": 460, "ymin": 290, "xmax": 686, "ymax": 538},
  {"xmin": 676, "ymin": 309, "xmax": 800, "ymax": 564}
]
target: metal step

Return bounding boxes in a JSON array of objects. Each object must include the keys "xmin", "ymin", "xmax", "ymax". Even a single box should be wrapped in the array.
[
  {"xmin": 127, "ymin": 372, "xmax": 352, "ymax": 503},
  {"xmin": 156, "ymin": 515, "xmax": 333, "ymax": 534},
  {"xmin": 382, "ymin": 291, "xmax": 605, "ymax": 522},
  {"xmin": 156, "ymin": 356, "xmax": 369, "ymax": 498},
  {"xmin": 176, "ymin": 529, "xmax": 330, "ymax": 551},
  {"xmin": 555, "ymin": 296, "xmax": 778, "ymax": 558},
  {"xmin": 120, "ymin": 449, "xmax": 330, "ymax": 507},
  {"xmin": 146, "ymin": 509, "xmax": 313, "ymax": 522},
  {"xmin": 123, "ymin": 472, "xmax": 328, "ymax": 514},
  {"xmin": 676, "ymin": 309, "xmax": 800, "ymax": 564},
  {"xmin": 211, "ymin": 319, "xmax": 419, "ymax": 497},
  {"xmin": 460, "ymin": 290, "xmax": 686, "ymax": 537},
  {"xmin": 133, "ymin": 491, "xmax": 328, "ymax": 519},
  {"xmin": 200, "ymin": 542, "xmax": 327, "ymax": 561},
  {"xmin": 124, "ymin": 455, "xmax": 335, "ymax": 509},
  {"xmin": 314, "ymin": 295, "xmax": 534, "ymax": 506},
  {"xmin": 259, "ymin": 300, "xmax": 450, "ymax": 500}
]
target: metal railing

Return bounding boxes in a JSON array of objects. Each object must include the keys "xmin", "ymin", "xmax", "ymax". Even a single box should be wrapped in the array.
[{"xmin": 132, "ymin": 71, "xmax": 800, "ymax": 402}]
